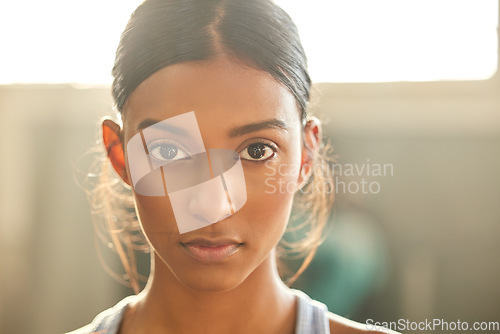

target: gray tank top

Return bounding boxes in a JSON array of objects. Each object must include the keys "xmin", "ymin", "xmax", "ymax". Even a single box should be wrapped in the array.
[{"xmin": 67, "ymin": 289, "xmax": 330, "ymax": 334}]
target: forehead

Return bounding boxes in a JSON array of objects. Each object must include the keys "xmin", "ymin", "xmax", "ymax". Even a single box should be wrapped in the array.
[{"xmin": 122, "ymin": 57, "xmax": 300, "ymax": 137}]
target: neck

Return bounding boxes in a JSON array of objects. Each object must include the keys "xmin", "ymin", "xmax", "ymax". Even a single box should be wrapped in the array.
[{"xmin": 123, "ymin": 250, "xmax": 297, "ymax": 334}]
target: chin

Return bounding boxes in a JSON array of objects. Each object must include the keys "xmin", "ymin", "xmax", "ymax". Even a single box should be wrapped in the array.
[
  {"xmin": 153, "ymin": 248, "xmax": 253, "ymax": 293},
  {"xmin": 173, "ymin": 264, "xmax": 250, "ymax": 293}
]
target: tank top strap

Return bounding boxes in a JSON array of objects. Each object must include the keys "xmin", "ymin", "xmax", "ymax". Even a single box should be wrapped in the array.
[
  {"xmin": 88, "ymin": 295, "xmax": 135, "ymax": 334},
  {"xmin": 292, "ymin": 289, "xmax": 330, "ymax": 334}
]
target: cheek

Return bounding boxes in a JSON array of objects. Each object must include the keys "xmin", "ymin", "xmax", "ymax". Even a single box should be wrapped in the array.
[
  {"xmin": 242, "ymin": 157, "xmax": 303, "ymax": 248},
  {"xmin": 133, "ymin": 195, "xmax": 187, "ymax": 277},
  {"xmin": 133, "ymin": 195, "xmax": 179, "ymax": 244}
]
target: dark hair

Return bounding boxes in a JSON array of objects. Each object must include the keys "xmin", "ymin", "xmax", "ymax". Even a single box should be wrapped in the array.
[
  {"xmin": 93, "ymin": 0, "xmax": 334, "ymax": 292},
  {"xmin": 112, "ymin": 0, "xmax": 311, "ymax": 118}
]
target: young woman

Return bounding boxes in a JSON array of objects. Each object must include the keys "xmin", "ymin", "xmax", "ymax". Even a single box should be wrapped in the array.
[{"xmin": 69, "ymin": 0, "xmax": 391, "ymax": 333}]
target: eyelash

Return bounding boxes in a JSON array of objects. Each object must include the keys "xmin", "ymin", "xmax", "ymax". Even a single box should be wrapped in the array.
[
  {"xmin": 146, "ymin": 139, "xmax": 191, "ymax": 162},
  {"xmin": 145, "ymin": 138, "xmax": 278, "ymax": 163},
  {"xmin": 238, "ymin": 139, "xmax": 278, "ymax": 163}
]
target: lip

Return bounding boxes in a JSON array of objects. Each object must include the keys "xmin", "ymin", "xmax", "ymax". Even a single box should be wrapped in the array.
[{"xmin": 181, "ymin": 238, "xmax": 243, "ymax": 263}]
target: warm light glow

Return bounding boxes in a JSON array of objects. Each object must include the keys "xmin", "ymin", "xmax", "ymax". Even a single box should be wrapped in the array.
[
  {"xmin": 0, "ymin": 0, "xmax": 144, "ymax": 84},
  {"xmin": 0, "ymin": 0, "xmax": 497, "ymax": 84},
  {"xmin": 276, "ymin": 0, "xmax": 499, "ymax": 82}
]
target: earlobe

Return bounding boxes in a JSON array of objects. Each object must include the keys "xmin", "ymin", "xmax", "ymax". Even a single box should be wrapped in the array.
[
  {"xmin": 297, "ymin": 117, "xmax": 322, "ymax": 190},
  {"xmin": 102, "ymin": 119, "xmax": 131, "ymax": 186}
]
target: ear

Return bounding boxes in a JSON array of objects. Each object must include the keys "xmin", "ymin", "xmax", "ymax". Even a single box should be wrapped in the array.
[
  {"xmin": 102, "ymin": 119, "xmax": 131, "ymax": 186},
  {"xmin": 297, "ymin": 117, "xmax": 322, "ymax": 190}
]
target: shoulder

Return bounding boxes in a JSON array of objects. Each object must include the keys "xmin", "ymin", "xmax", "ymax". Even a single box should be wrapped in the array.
[
  {"xmin": 327, "ymin": 312, "xmax": 401, "ymax": 334},
  {"xmin": 291, "ymin": 289, "xmax": 400, "ymax": 334},
  {"xmin": 65, "ymin": 295, "xmax": 137, "ymax": 334}
]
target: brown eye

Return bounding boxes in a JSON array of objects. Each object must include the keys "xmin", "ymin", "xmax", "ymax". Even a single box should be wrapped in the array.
[{"xmin": 240, "ymin": 143, "xmax": 275, "ymax": 161}]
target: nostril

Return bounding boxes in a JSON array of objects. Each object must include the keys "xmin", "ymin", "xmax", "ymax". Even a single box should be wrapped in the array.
[
  {"xmin": 218, "ymin": 213, "xmax": 231, "ymax": 221},
  {"xmin": 191, "ymin": 212, "xmax": 231, "ymax": 225},
  {"xmin": 192, "ymin": 213, "xmax": 210, "ymax": 224}
]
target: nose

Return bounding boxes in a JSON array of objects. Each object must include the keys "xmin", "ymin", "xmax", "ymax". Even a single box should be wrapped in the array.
[{"xmin": 187, "ymin": 176, "xmax": 233, "ymax": 225}]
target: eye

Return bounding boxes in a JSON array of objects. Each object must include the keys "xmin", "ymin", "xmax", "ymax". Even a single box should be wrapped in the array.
[
  {"xmin": 148, "ymin": 140, "xmax": 190, "ymax": 162},
  {"xmin": 240, "ymin": 142, "xmax": 275, "ymax": 162}
]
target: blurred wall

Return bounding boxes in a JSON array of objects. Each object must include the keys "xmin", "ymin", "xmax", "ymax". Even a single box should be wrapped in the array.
[
  {"xmin": 0, "ymin": 86, "xmax": 125, "ymax": 334},
  {"xmin": 1, "ymin": 73, "xmax": 499, "ymax": 332},
  {"xmin": 311, "ymin": 75, "xmax": 500, "ymax": 323}
]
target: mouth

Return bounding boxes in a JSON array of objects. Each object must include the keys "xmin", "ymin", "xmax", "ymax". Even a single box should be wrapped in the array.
[{"xmin": 180, "ymin": 238, "xmax": 243, "ymax": 263}]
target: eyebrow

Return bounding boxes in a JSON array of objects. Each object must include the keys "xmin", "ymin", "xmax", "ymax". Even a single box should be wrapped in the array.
[
  {"xmin": 228, "ymin": 119, "xmax": 289, "ymax": 137},
  {"xmin": 136, "ymin": 117, "xmax": 289, "ymax": 137},
  {"xmin": 136, "ymin": 118, "xmax": 188, "ymax": 136}
]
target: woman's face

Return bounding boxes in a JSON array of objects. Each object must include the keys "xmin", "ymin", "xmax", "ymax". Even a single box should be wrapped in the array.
[{"xmin": 120, "ymin": 57, "xmax": 306, "ymax": 292}]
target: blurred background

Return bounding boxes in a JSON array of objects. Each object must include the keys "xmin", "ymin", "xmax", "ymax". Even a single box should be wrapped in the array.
[{"xmin": 0, "ymin": 0, "xmax": 499, "ymax": 333}]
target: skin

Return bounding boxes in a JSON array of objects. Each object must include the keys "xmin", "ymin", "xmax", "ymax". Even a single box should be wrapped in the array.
[{"xmin": 103, "ymin": 56, "xmax": 392, "ymax": 334}]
